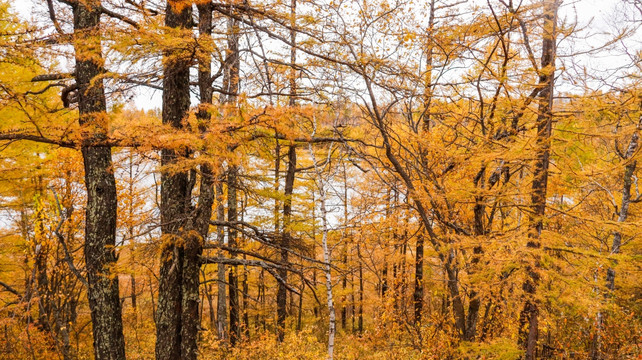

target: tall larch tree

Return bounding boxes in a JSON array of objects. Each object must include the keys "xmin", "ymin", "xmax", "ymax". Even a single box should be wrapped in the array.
[
  {"xmin": 71, "ymin": 1, "xmax": 126, "ymax": 359},
  {"xmin": 519, "ymin": 1, "xmax": 559, "ymax": 358},
  {"xmin": 155, "ymin": 1, "xmax": 192, "ymax": 359}
]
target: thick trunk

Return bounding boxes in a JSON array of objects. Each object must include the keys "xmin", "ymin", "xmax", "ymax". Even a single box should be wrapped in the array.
[
  {"xmin": 180, "ymin": 231, "xmax": 202, "ymax": 360},
  {"xmin": 178, "ymin": 5, "xmax": 216, "ymax": 358},
  {"xmin": 82, "ymin": 147, "xmax": 125, "ymax": 360},
  {"xmin": 72, "ymin": 2, "xmax": 125, "ymax": 359},
  {"xmin": 156, "ymin": 2, "xmax": 192, "ymax": 360}
]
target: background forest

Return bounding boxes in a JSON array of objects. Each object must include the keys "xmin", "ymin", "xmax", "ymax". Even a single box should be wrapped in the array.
[{"xmin": 0, "ymin": 0, "xmax": 641, "ymax": 359}]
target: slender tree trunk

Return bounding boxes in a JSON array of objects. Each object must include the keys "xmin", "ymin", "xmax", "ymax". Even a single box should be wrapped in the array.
[
  {"xmin": 205, "ymin": 283, "xmax": 215, "ymax": 332},
  {"xmin": 242, "ymin": 262, "xmax": 250, "ymax": 338},
  {"xmin": 228, "ymin": 167, "xmax": 240, "ymax": 346},
  {"xmin": 606, "ymin": 117, "xmax": 640, "ymax": 291},
  {"xmin": 308, "ymin": 141, "xmax": 335, "ymax": 360},
  {"xmin": 413, "ymin": 234, "xmax": 424, "ymax": 325},
  {"xmin": 258, "ymin": 269, "xmax": 266, "ymax": 330},
  {"xmin": 216, "ymin": 182, "xmax": 227, "ymax": 341},
  {"xmin": 341, "ymin": 247, "xmax": 347, "ymax": 330},
  {"xmin": 519, "ymin": 2, "xmax": 558, "ymax": 358},
  {"xmin": 278, "ymin": 145, "xmax": 296, "ymax": 341},
  {"xmin": 357, "ymin": 244, "xmax": 363, "ymax": 334},
  {"xmin": 131, "ymin": 275, "xmax": 137, "ymax": 310},
  {"xmin": 34, "ymin": 184, "xmax": 50, "ymax": 331},
  {"xmin": 277, "ymin": 0, "xmax": 298, "ymax": 340},
  {"xmin": 220, "ymin": 10, "xmax": 241, "ymax": 346},
  {"xmin": 71, "ymin": 2, "xmax": 125, "ymax": 359},
  {"xmin": 312, "ymin": 192, "xmax": 319, "ymax": 318},
  {"xmin": 297, "ymin": 279, "xmax": 304, "ymax": 331}
]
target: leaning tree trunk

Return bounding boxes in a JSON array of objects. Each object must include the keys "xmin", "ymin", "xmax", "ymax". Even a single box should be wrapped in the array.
[
  {"xmin": 518, "ymin": 2, "xmax": 558, "ymax": 359},
  {"xmin": 71, "ymin": 2, "xmax": 126, "ymax": 359}
]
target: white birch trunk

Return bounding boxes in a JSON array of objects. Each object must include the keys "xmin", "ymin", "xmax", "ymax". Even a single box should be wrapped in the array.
[{"xmin": 308, "ymin": 134, "xmax": 336, "ymax": 360}]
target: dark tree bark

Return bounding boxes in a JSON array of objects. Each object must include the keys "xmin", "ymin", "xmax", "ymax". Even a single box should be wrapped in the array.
[
  {"xmin": 357, "ymin": 243, "xmax": 363, "ymax": 334},
  {"xmin": 340, "ymin": 247, "xmax": 347, "ymax": 330},
  {"xmin": 216, "ymin": 182, "xmax": 228, "ymax": 340},
  {"xmin": 413, "ymin": 235, "xmax": 424, "ymax": 325},
  {"xmin": 180, "ymin": 230, "xmax": 202, "ymax": 360},
  {"xmin": 131, "ymin": 275, "xmax": 137, "ymax": 310},
  {"xmin": 156, "ymin": 2, "xmax": 192, "ymax": 360},
  {"xmin": 277, "ymin": 0, "xmax": 298, "ymax": 340},
  {"xmin": 242, "ymin": 262, "xmax": 250, "ymax": 338},
  {"xmin": 518, "ymin": 2, "xmax": 558, "ymax": 358},
  {"xmin": 277, "ymin": 145, "xmax": 296, "ymax": 341},
  {"xmin": 70, "ymin": 2, "xmax": 126, "ymax": 359},
  {"xmin": 227, "ymin": 167, "xmax": 240, "ymax": 345},
  {"xmin": 178, "ymin": 4, "xmax": 215, "ymax": 359}
]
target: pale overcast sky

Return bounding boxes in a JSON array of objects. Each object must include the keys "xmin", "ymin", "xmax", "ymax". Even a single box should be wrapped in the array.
[{"xmin": 8, "ymin": 0, "xmax": 639, "ymax": 110}]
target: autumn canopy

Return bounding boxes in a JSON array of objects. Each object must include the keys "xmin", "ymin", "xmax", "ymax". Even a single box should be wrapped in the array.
[{"xmin": 0, "ymin": 0, "xmax": 640, "ymax": 359}]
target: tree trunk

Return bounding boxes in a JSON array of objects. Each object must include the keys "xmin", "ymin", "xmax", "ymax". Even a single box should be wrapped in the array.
[
  {"xmin": 221, "ymin": 10, "xmax": 241, "ymax": 345},
  {"xmin": 216, "ymin": 183, "xmax": 227, "ymax": 340},
  {"xmin": 308, "ymin": 141, "xmax": 335, "ymax": 360},
  {"xmin": 228, "ymin": 167, "xmax": 240, "ymax": 346},
  {"xmin": 156, "ymin": 2, "xmax": 192, "ymax": 359},
  {"xmin": 518, "ymin": 2, "xmax": 558, "ymax": 358},
  {"xmin": 178, "ymin": 5, "xmax": 216, "ymax": 359},
  {"xmin": 72, "ymin": 2, "xmax": 125, "ymax": 359},
  {"xmin": 357, "ymin": 244, "xmax": 363, "ymax": 334},
  {"xmin": 413, "ymin": 234, "xmax": 424, "ymax": 325},
  {"xmin": 242, "ymin": 263, "xmax": 250, "ymax": 338},
  {"xmin": 131, "ymin": 275, "xmax": 137, "ymax": 310},
  {"xmin": 606, "ymin": 118, "xmax": 640, "ymax": 291},
  {"xmin": 278, "ymin": 145, "xmax": 296, "ymax": 341},
  {"xmin": 592, "ymin": 114, "xmax": 642, "ymax": 359}
]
